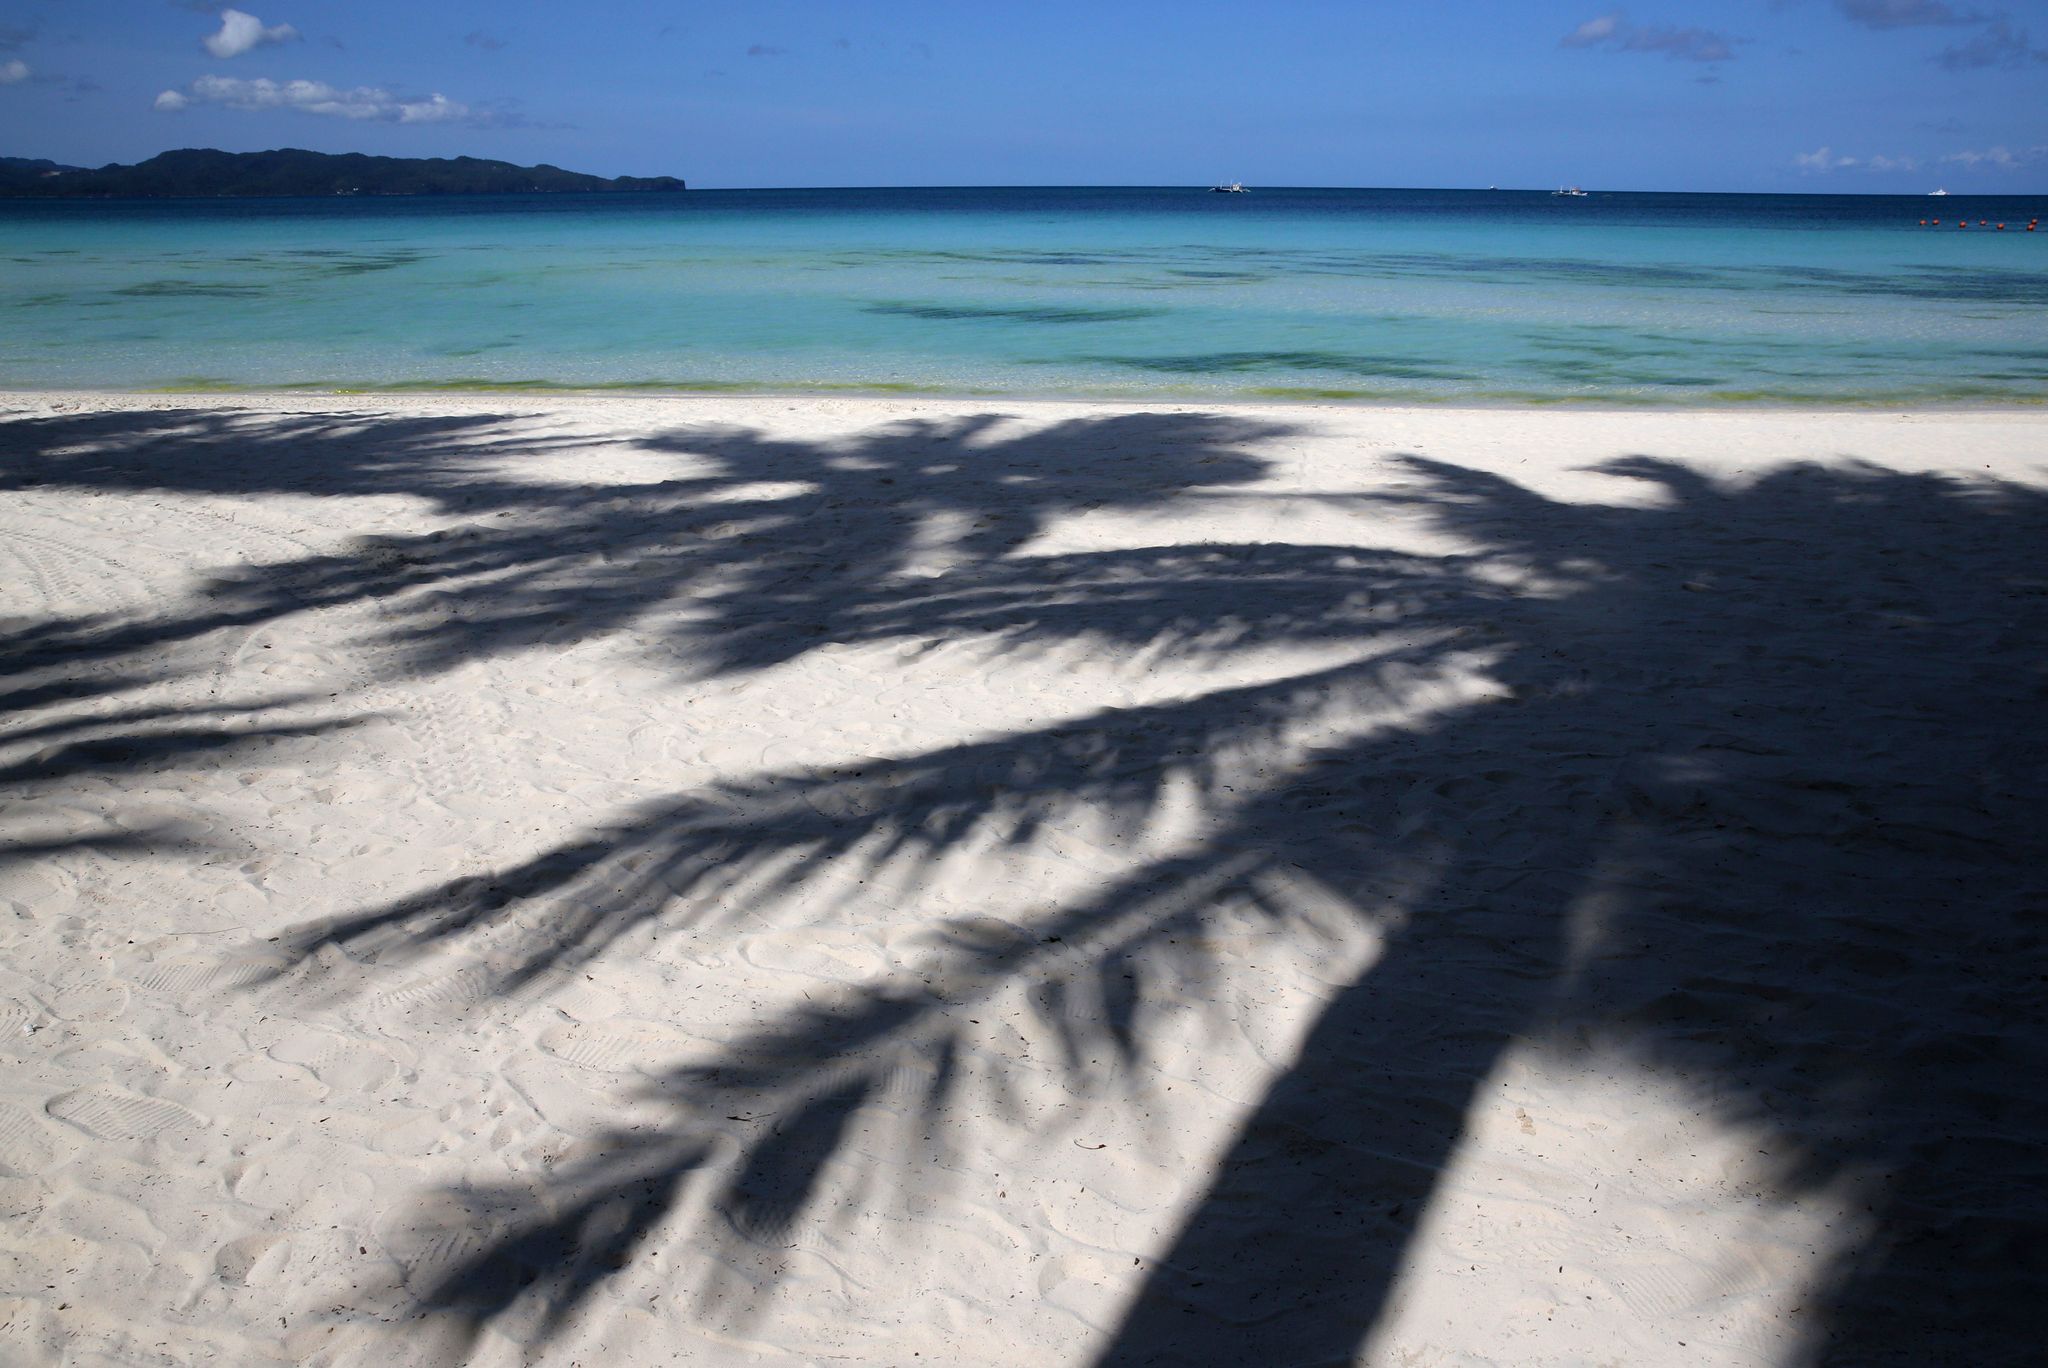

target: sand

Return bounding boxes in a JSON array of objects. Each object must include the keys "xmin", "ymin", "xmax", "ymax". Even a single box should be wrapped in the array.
[{"xmin": 1, "ymin": 392, "xmax": 2043, "ymax": 1367}]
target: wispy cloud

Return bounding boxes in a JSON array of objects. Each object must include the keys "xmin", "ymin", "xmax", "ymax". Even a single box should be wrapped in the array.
[
  {"xmin": 1831, "ymin": 1, "xmax": 2047, "ymax": 69},
  {"xmin": 203, "ymin": 8, "xmax": 298, "ymax": 59},
  {"xmin": 464, "ymin": 31, "xmax": 507, "ymax": 53},
  {"xmin": 1834, "ymin": 0, "xmax": 1979, "ymax": 27},
  {"xmin": 746, "ymin": 44, "xmax": 788, "ymax": 58},
  {"xmin": 1941, "ymin": 143, "xmax": 2047, "ymax": 168},
  {"xmin": 1792, "ymin": 145, "xmax": 1923, "ymax": 172},
  {"xmin": 0, "ymin": 22, "xmax": 36, "ymax": 53},
  {"xmin": 1935, "ymin": 17, "xmax": 2047, "ymax": 68},
  {"xmin": 0, "ymin": 58, "xmax": 28, "ymax": 85},
  {"xmin": 154, "ymin": 74, "xmax": 484, "ymax": 124},
  {"xmin": 1564, "ymin": 14, "xmax": 1624, "ymax": 45},
  {"xmin": 1795, "ymin": 145, "xmax": 1856, "ymax": 170},
  {"xmin": 1562, "ymin": 12, "xmax": 1737, "ymax": 62}
]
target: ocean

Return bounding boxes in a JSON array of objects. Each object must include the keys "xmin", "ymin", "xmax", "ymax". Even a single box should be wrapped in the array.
[{"xmin": 3, "ymin": 186, "xmax": 2045, "ymax": 404}]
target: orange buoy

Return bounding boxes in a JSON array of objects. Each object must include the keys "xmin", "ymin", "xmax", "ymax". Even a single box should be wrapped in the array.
[
  {"xmin": 1934, "ymin": 218, "xmax": 1942, "ymax": 225},
  {"xmin": 1997, "ymin": 223, "xmax": 2005, "ymax": 230},
  {"xmin": 1979, "ymin": 219, "xmax": 1988, "ymax": 226},
  {"xmin": 1920, "ymin": 219, "xmax": 1928, "ymax": 226}
]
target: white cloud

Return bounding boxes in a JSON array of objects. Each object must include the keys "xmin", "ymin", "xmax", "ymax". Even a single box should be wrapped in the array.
[
  {"xmin": 1563, "ymin": 14, "xmax": 1623, "ymax": 46},
  {"xmin": 0, "ymin": 58, "xmax": 28, "ymax": 84},
  {"xmin": 1941, "ymin": 144, "xmax": 2048, "ymax": 169},
  {"xmin": 156, "ymin": 74, "xmax": 477, "ymax": 123},
  {"xmin": 204, "ymin": 9, "xmax": 298, "ymax": 60},
  {"xmin": 1794, "ymin": 146, "xmax": 1856, "ymax": 171},
  {"xmin": 1561, "ymin": 13, "xmax": 1737, "ymax": 61},
  {"xmin": 1796, "ymin": 146, "xmax": 1928, "ymax": 173}
]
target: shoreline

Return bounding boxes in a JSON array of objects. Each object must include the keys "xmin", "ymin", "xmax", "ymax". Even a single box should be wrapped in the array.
[{"xmin": 5, "ymin": 384, "xmax": 2046, "ymax": 420}]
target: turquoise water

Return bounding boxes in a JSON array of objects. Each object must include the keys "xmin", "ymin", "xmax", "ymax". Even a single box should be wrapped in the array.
[{"xmin": 4, "ymin": 187, "xmax": 2045, "ymax": 404}]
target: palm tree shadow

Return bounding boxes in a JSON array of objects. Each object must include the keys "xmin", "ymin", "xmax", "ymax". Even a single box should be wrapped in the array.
[
  {"xmin": 1100, "ymin": 455, "xmax": 2048, "ymax": 1367},
  {"xmin": 0, "ymin": 404, "xmax": 1283, "ymax": 868},
  {"xmin": 9, "ymin": 397, "xmax": 2015, "ymax": 1362},
  {"xmin": 251, "ymin": 423, "xmax": 2048, "ymax": 1367},
  {"xmin": 0, "ymin": 406, "xmax": 586, "ymax": 865}
]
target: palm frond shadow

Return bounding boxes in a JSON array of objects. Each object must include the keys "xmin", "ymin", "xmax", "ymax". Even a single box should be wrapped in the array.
[
  {"xmin": 12, "ymin": 404, "xmax": 2042, "ymax": 1363},
  {"xmin": 270, "ymin": 634, "xmax": 1486, "ymax": 1000},
  {"xmin": 0, "ymin": 405, "xmax": 1284, "ymax": 867},
  {"xmin": 263, "ymin": 441, "xmax": 2048, "ymax": 1364},
  {"xmin": 0, "ymin": 406, "xmax": 586, "ymax": 865}
]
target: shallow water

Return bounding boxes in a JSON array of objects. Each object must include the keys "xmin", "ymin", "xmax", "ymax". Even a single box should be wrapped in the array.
[{"xmin": 4, "ymin": 186, "xmax": 2045, "ymax": 404}]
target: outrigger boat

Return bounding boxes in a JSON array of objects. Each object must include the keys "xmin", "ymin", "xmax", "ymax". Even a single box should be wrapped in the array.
[{"xmin": 1210, "ymin": 182, "xmax": 1249, "ymax": 194}]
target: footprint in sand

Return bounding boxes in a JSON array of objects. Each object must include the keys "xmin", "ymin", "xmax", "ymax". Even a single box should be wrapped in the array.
[
  {"xmin": 44, "ymin": 974, "xmax": 131, "ymax": 1023},
  {"xmin": 377, "ymin": 1198, "xmax": 507, "ymax": 1294},
  {"xmin": 130, "ymin": 957, "xmax": 280, "ymax": 998},
  {"xmin": 536, "ymin": 1018, "xmax": 697, "ymax": 1074},
  {"xmin": 264, "ymin": 1026, "xmax": 401, "ymax": 1092},
  {"xmin": 737, "ymin": 927, "xmax": 888, "ymax": 984},
  {"xmin": 0, "ymin": 1102, "xmax": 63, "ymax": 1175},
  {"xmin": 213, "ymin": 1232, "xmax": 292, "ymax": 1288},
  {"xmin": 362, "ymin": 963, "xmax": 495, "ymax": 1023},
  {"xmin": 45, "ymin": 1086, "xmax": 202, "ymax": 1143},
  {"xmin": 0, "ymin": 1000, "xmax": 39, "ymax": 1041}
]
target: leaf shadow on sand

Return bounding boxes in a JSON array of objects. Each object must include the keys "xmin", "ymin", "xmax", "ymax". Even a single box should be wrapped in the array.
[
  {"xmin": 4, "ymin": 404, "xmax": 2046, "ymax": 1365},
  {"xmin": 286, "ymin": 441, "xmax": 2048, "ymax": 1365},
  {"xmin": 0, "ymin": 407, "xmax": 586, "ymax": 867},
  {"xmin": 0, "ymin": 405, "xmax": 1274, "ymax": 868}
]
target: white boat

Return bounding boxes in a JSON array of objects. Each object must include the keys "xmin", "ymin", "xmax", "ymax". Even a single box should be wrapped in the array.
[
  {"xmin": 1209, "ymin": 182, "xmax": 1249, "ymax": 194},
  {"xmin": 1552, "ymin": 185, "xmax": 1588, "ymax": 197},
  {"xmin": 1928, "ymin": 188, "xmax": 1949, "ymax": 196}
]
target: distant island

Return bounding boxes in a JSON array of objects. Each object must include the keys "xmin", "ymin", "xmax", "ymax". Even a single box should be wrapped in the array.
[{"xmin": 0, "ymin": 148, "xmax": 685, "ymax": 198}]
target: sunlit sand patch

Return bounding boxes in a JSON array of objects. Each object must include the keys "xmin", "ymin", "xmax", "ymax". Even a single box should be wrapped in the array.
[{"xmin": 1367, "ymin": 1051, "xmax": 1862, "ymax": 1368}]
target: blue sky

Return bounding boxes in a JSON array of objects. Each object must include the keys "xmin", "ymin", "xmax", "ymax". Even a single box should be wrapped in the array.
[{"xmin": 1, "ymin": 1, "xmax": 2042, "ymax": 190}]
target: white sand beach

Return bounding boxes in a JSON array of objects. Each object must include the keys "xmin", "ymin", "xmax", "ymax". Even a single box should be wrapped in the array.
[{"xmin": 1, "ymin": 392, "xmax": 2044, "ymax": 1367}]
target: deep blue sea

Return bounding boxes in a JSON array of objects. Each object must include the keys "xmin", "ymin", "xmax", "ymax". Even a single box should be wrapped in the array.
[{"xmin": 4, "ymin": 186, "xmax": 2045, "ymax": 404}]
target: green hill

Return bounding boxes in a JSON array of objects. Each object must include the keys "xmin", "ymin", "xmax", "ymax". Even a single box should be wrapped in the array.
[{"xmin": 0, "ymin": 148, "xmax": 684, "ymax": 198}]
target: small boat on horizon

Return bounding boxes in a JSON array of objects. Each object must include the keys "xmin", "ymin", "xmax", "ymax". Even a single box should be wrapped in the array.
[
  {"xmin": 1552, "ymin": 185, "xmax": 1588, "ymax": 197},
  {"xmin": 1210, "ymin": 182, "xmax": 1249, "ymax": 194},
  {"xmin": 1929, "ymin": 188, "xmax": 1949, "ymax": 196}
]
